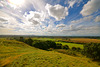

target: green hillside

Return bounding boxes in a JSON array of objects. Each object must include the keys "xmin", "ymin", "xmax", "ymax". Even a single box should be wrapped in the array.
[{"xmin": 0, "ymin": 39, "xmax": 99, "ymax": 67}]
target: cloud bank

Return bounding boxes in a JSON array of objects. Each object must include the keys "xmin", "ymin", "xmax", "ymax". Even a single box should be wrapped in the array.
[{"xmin": 0, "ymin": 0, "xmax": 100, "ymax": 36}]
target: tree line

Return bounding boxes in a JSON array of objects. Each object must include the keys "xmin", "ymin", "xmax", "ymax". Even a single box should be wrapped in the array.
[{"xmin": 16, "ymin": 37, "xmax": 100, "ymax": 60}]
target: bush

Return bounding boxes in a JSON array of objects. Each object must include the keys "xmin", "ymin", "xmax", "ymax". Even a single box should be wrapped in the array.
[
  {"xmin": 47, "ymin": 48, "xmax": 53, "ymax": 51},
  {"xmin": 83, "ymin": 43, "xmax": 100, "ymax": 60},
  {"xmin": 63, "ymin": 45, "xmax": 69, "ymax": 50},
  {"xmin": 46, "ymin": 41, "xmax": 56, "ymax": 49},
  {"xmin": 19, "ymin": 37, "xmax": 24, "ymax": 42},
  {"xmin": 72, "ymin": 47, "xmax": 77, "ymax": 51},
  {"xmin": 76, "ymin": 47, "xmax": 81, "ymax": 52},
  {"xmin": 32, "ymin": 41, "xmax": 50, "ymax": 50},
  {"xmin": 56, "ymin": 43, "xmax": 62, "ymax": 49},
  {"xmin": 25, "ymin": 38, "xmax": 33, "ymax": 46},
  {"xmin": 32, "ymin": 40, "xmax": 57, "ymax": 50}
]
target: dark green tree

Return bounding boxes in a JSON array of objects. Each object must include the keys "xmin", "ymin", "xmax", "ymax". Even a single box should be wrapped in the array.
[
  {"xmin": 25, "ymin": 38, "xmax": 33, "ymax": 46},
  {"xmin": 19, "ymin": 37, "xmax": 24, "ymax": 42},
  {"xmin": 46, "ymin": 41, "xmax": 56, "ymax": 49},
  {"xmin": 63, "ymin": 45, "xmax": 69, "ymax": 50},
  {"xmin": 32, "ymin": 41, "xmax": 50, "ymax": 50},
  {"xmin": 83, "ymin": 43, "xmax": 100, "ymax": 60},
  {"xmin": 72, "ymin": 47, "xmax": 77, "ymax": 51},
  {"xmin": 56, "ymin": 43, "xmax": 62, "ymax": 49}
]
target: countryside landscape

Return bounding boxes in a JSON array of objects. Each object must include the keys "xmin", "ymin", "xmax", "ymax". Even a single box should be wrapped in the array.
[
  {"xmin": 0, "ymin": 36, "xmax": 100, "ymax": 67},
  {"xmin": 0, "ymin": 0, "xmax": 100, "ymax": 67}
]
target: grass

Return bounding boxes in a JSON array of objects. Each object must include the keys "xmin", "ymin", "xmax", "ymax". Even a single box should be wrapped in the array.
[
  {"xmin": 56, "ymin": 42, "xmax": 83, "ymax": 49},
  {"xmin": 9, "ymin": 51, "xmax": 99, "ymax": 67},
  {"xmin": 0, "ymin": 38, "xmax": 99, "ymax": 67}
]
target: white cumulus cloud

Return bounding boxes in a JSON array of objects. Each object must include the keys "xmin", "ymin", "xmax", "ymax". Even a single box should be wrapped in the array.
[
  {"xmin": 24, "ymin": 11, "xmax": 46, "ymax": 25},
  {"xmin": 80, "ymin": 0, "xmax": 100, "ymax": 16},
  {"xmin": 45, "ymin": 4, "xmax": 68, "ymax": 21}
]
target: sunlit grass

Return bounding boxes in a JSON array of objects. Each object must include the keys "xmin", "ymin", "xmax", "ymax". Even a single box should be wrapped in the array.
[
  {"xmin": 0, "ymin": 38, "xmax": 99, "ymax": 67},
  {"xmin": 56, "ymin": 42, "xmax": 83, "ymax": 49}
]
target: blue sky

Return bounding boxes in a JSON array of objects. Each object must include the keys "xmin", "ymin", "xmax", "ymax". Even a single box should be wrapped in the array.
[{"xmin": 0, "ymin": 0, "xmax": 100, "ymax": 36}]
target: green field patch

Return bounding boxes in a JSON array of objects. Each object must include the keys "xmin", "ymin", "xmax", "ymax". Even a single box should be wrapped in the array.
[
  {"xmin": 56, "ymin": 42, "xmax": 83, "ymax": 49},
  {"xmin": 32, "ymin": 38, "xmax": 56, "ymax": 41}
]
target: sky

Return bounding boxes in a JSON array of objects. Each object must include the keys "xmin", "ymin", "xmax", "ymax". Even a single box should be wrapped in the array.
[{"xmin": 0, "ymin": 0, "xmax": 100, "ymax": 36}]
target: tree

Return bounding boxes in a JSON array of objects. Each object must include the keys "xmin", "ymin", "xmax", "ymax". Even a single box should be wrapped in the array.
[
  {"xmin": 19, "ymin": 37, "xmax": 24, "ymax": 42},
  {"xmin": 83, "ymin": 43, "xmax": 100, "ymax": 60},
  {"xmin": 63, "ymin": 45, "xmax": 69, "ymax": 50},
  {"xmin": 72, "ymin": 47, "xmax": 76, "ymax": 51},
  {"xmin": 76, "ymin": 47, "xmax": 81, "ymax": 52},
  {"xmin": 46, "ymin": 41, "xmax": 56, "ymax": 49},
  {"xmin": 25, "ymin": 38, "xmax": 33, "ymax": 46},
  {"xmin": 56, "ymin": 43, "xmax": 62, "ymax": 49},
  {"xmin": 32, "ymin": 41, "xmax": 50, "ymax": 50}
]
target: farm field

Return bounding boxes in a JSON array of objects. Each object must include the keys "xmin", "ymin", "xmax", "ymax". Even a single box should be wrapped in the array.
[
  {"xmin": 31, "ymin": 37, "xmax": 100, "ymax": 44},
  {"xmin": 32, "ymin": 37, "xmax": 56, "ymax": 41},
  {"xmin": 63, "ymin": 38, "xmax": 100, "ymax": 44},
  {"xmin": 0, "ymin": 38, "xmax": 100, "ymax": 67},
  {"xmin": 56, "ymin": 42, "xmax": 83, "ymax": 49}
]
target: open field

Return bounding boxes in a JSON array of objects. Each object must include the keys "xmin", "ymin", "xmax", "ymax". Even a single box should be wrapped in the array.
[
  {"xmin": 63, "ymin": 38, "xmax": 100, "ymax": 44},
  {"xmin": 32, "ymin": 37, "xmax": 100, "ymax": 44},
  {"xmin": 32, "ymin": 37, "xmax": 56, "ymax": 41},
  {"xmin": 0, "ymin": 38, "xmax": 100, "ymax": 67},
  {"xmin": 56, "ymin": 42, "xmax": 83, "ymax": 49}
]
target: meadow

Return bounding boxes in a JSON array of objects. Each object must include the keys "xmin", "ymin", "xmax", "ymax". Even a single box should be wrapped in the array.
[{"xmin": 0, "ymin": 38, "xmax": 100, "ymax": 67}]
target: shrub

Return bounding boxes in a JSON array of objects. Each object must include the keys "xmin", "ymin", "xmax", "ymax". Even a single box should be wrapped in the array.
[
  {"xmin": 63, "ymin": 45, "xmax": 69, "ymax": 50},
  {"xmin": 47, "ymin": 48, "xmax": 53, "ymax": 51},
  {"xmin": 46, "ymin": 41, "xmax": 56, "ymax": 49},
  {"xmin": 72, "ymin": 47, "xmax": 77, "ymax": 51},
  {"xmin": 56, "ymin": 43, "xmax": 62, "ymax": 49},
  {"xmin": 32, "ymin": 40, "xmax": 60, "ymax": 50},
  {"xmin": 76, "ymin": 47, "xmax": 81, "ymax": 52},
  {"xmin": 32, "ymin": 41, "xmax": 50, "ymax": 50},
  {"xmin": 83, "ymin": 43, "xmax": 100, "ymax": 60},
  {"xmin": 25, "ymin": 38, "xmax": 33, "ymax": 46},
  {"xmin": 19, "ymin": 37, "xmax": 24, "ymax": 42}
]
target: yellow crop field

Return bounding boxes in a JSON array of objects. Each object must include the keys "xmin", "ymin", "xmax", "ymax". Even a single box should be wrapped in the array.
[{"xmin": 64, "ymin": 38, "xmax": 100, "ymax": 44}]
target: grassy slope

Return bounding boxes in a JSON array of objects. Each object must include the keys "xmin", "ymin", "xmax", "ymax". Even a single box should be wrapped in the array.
[
  {"xmin": 0, "ymin": 39, "xmax": 99, "ymax": 67},
  {"xmin": 56, "ymin": 42, "xmax": 83, "ymax": 49}
]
